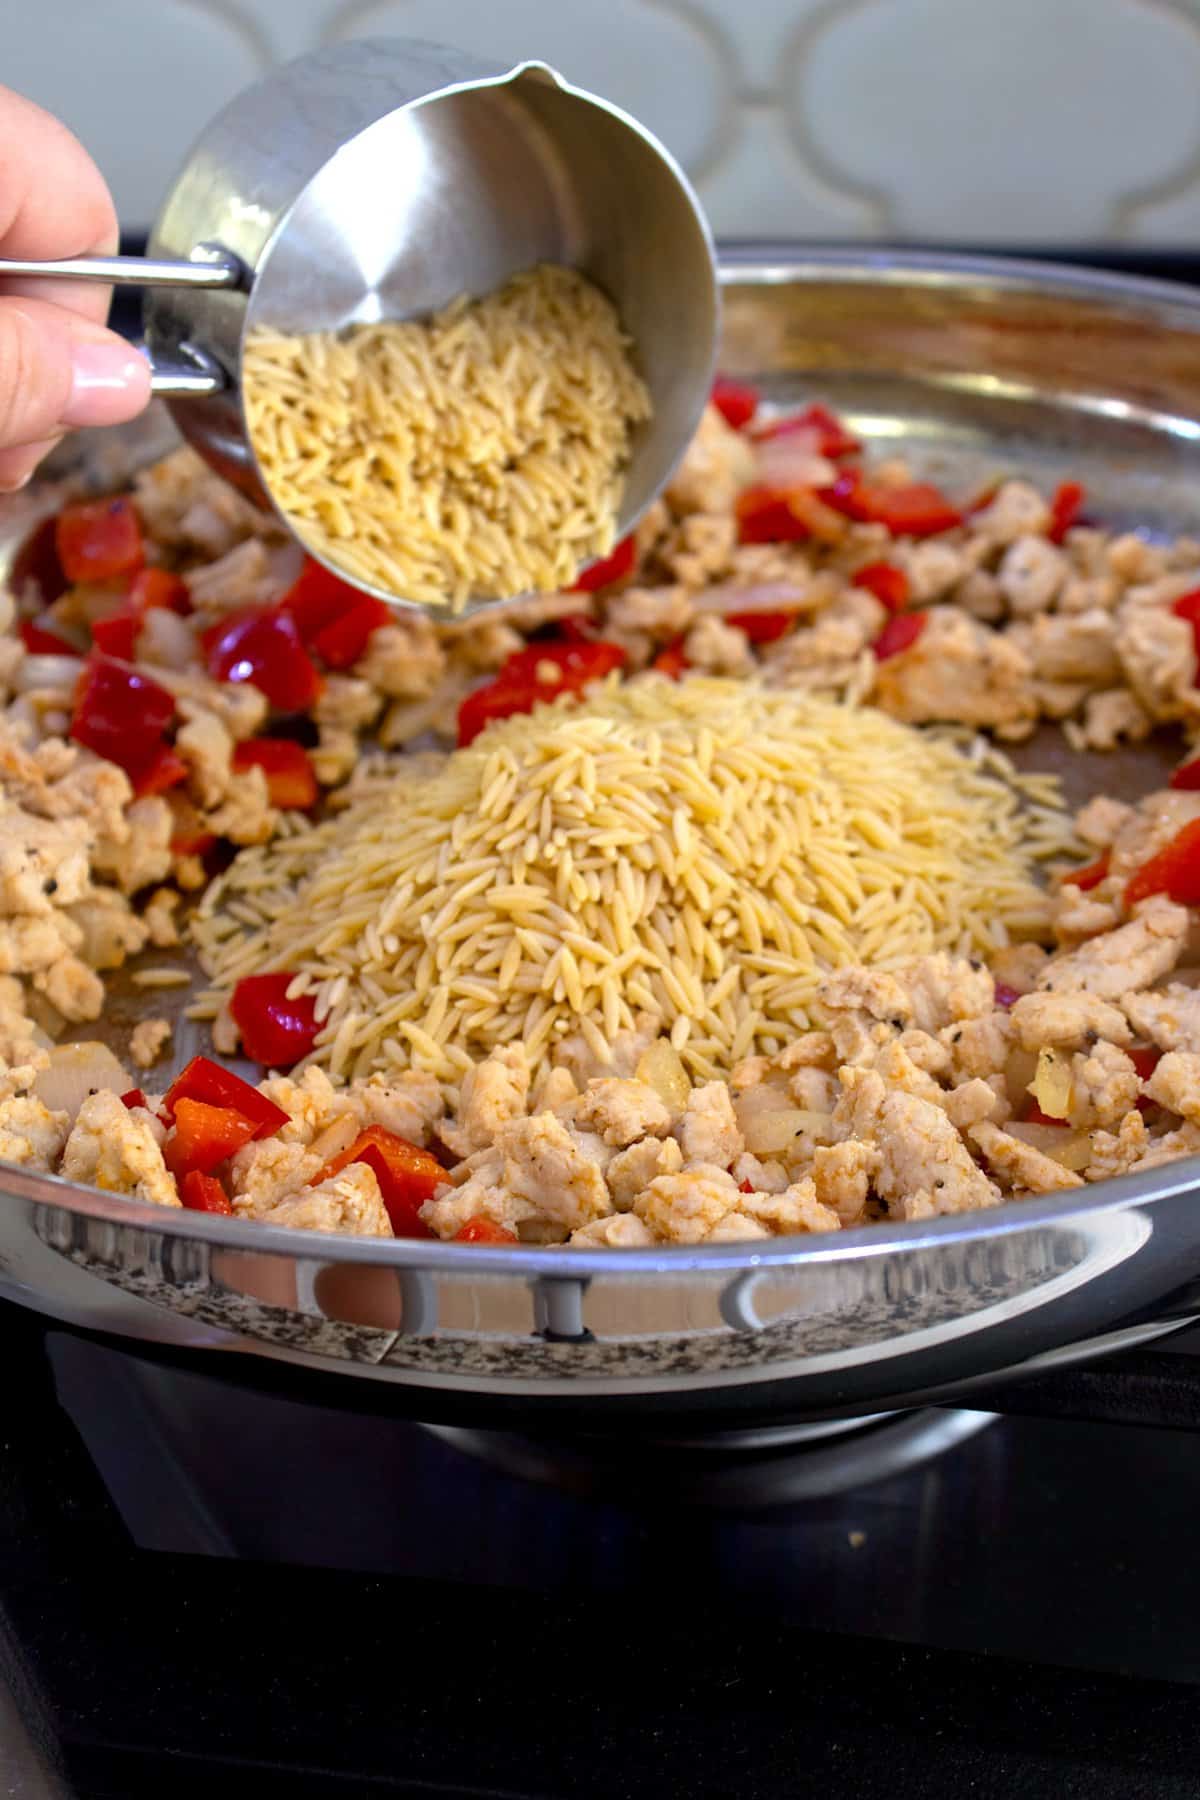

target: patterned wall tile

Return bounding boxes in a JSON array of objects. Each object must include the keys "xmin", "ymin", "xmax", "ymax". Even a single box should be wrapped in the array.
[
  {"xmin": 786, "ymin": 0, "xmax": 1200, "ymax": 240},
  {"xmin": 700, "ymin": 0, "xmax": 828, "ymax": 92},
  {"xmin": 8, "ymin": 0, "xmax": 1200, "ymax": 241},
  {"xmin": 694, "ymin": 104, "xmax": 876, "ymax": 236},
  {"xmin": 1128, "ymin": 180, "xmax": 1200, "ymax": 241},
  {"xmin": 326, "ymin": 0, "xmax": 737, "ymax": 180},
  {"xmin": 5, "ymin": 0, "xmax": 271, "ymax": 227}
]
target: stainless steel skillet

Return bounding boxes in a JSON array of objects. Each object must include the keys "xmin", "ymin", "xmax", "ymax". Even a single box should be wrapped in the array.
[{"xmin": 3, "ymin": 247, "xmax": 1200, "ymax": 1434}]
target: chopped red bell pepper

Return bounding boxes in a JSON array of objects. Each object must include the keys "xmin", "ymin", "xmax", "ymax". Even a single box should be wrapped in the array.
[
  {"xmin": 457, "ymin": 638, "xmax": 627, "ymax": 747},
  {"xmin": 11, "ymin": 515, "xmax": 66, "ymax": 604},
  {"xmin": 652, "ymin": 637, "xmax": 690, "ymax": 679},
  {"xmin": 453, "ymin": 1216, "xmax": 519, "ymax": 1244},
  {"xmin": 280, "ymin": 556, "xmax": 363, "ymax": 644},
  {"xmin": 310, "ymin": 595, "xmax": 390, "ymax": 670},
  {"xmin": 735, "ymin": 483, "xmax": 813, "ymax": 545},
  {"xmin": 864, "ymin": 482, "xmax": 963, "ymax": 538},
  {"xmin": 726, "ymin": 609, "xmax": 794, "ymax": 644},
  {"xmin": 19, "ymin": 616, "xmax": 78, "ymax": 655},
  {"xmin": 710, "ymin": 377, "xmax": 759, "ymax": 431},
  {"xmin": 503, "ymin": 638, "xmax": 629, "ymax": 694},
  {"xmin": 230, "ymin": 972, "xmax": 320, "ymax": 1067},
  {"xmin": 91, "ymin": 604, "xmax": 140, "ymax": 661},
  {"xmin": 510, "ymin": 640, "xmax": 629, "ymax": 687},
  {"xmin": 554, "ymin": 614, "xmax": 595, "ymax": 644},
  {"xmin": 120, "ymin": 1088, "xmax": 148, "ymax": 1111},
  {"xmin": 822, "ymin": 472, "xmax": 962, "ymax": 538},
  {"xmin": 1172, "ymin": 588, "xmax": 1200, "ymax": 669},
  {"xmin": 133, "ymin": 743, "xmax": 189, "ymax": 799},
  {"xmin": 317, "ymin": 1125, "xmax": 441, "ymax": 1237},
  {"xmin": 128, "ymin": 566, "xmax": 191, "ymax": 615},
  {"xmin": 202, "ymin": 605, "xmax": 321, "ymax": 712},
  {"xmin": 738, "ymin": 1179, "xmax": 755, "ymax": 1194},
  {"xmin": 1047, "ymin": 480, "xmax": 1086, "ymax": 545},
  {"xmin": 821, "ymin": 468, "xmax": 874, "ymax": 522},
  {"xmin": 851, "ymin": 560, "xmax": 910, "ymax": 613},
  {"xmin": 1170, "ymin": 758, "xmax": 1200, "ymax": 791},
  {"xmin": 806, "ymin": 401, "xmax": 861, "ymax": 458},
  {"xmin": 756, "ymin": 401, "xmax": 860, "ymax": 459},
  {"xmin": 992, "ymin": 983, "xmax": 1020, "ymax": 1010},
  {"xmin": 570, "ymin": 534, "xmax": 637, "ymax": 593},
  {"xmin": 164, "ymin": 1097, "xmax": 258, "ymax": 1177},
  {"xmin": 172, "ymin": 829, "xmax": 216, "ymax": 860},
  {"xmin": 1131, "ymin": 1043, "xmax": 1164, "ymax": 1115},
  {"xmin": 179, "ymin": 1170, "xmax": 234, "ymax": 1215},
  {"xmin": 92, "ymin": 564, "xmax": 192, "ymax": 658},
  {"xmin": 1067, "ymin": 852, "xmax": 1110, "ymax": 892},
  {"xmin": 1125, "ymin": 818, "xmax": 1200, "ymax": 908},
  {"xmin": 69, "ymin": 653, "xmax": 176, "ymax": 787},
  {"xmin": 55, "ymin": 497, "xmax": 143, "ymax": 583},
  {"xmin": 232, "ymin": 737, "xmax": 319, "ymax": 810},
  {"xmin": 873, "ymin": 612, "xmax": 928, "ymax": 660},
  {"xmin": 163, "ymin": 1055, "xmax": 289, "ymax": 1137}
]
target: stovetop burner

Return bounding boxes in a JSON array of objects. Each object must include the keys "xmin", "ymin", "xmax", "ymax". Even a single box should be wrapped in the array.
[{"xmin": 427, "ymin": 1408, "xmax": 995, "ymax": 1506}]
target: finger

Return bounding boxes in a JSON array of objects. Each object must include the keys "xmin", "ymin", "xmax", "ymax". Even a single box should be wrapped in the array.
[
  {"xmin": 0, "ymin": 84, "xmax": 119, "ymax": 331},
  {"xmin": 0, "ymin": 296, "xmax": 149, "ymax": 479},
  {"xmin": 0, "ymin": 437, "xmax": 63, "ymax": 494}
]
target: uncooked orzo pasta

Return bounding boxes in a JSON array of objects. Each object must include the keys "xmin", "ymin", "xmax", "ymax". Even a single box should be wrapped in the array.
[
  {"xmin": 242, "ymin": 264, "xmax": 652, "ymax": 612},
  {"xmin": 190, "ymin": 675, "xmax": 1074, "ymax": 1093}
]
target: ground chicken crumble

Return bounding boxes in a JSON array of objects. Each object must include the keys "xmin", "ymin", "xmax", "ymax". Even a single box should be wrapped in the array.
[{"xmin": 3, "ymin": 396, "xmax": 1200, "ymax": 1245}]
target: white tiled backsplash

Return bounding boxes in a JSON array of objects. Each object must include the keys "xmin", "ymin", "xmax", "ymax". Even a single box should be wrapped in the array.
[{"xmin": 13, "ymin": 0, "xmax": 1200, "ymax": 240}]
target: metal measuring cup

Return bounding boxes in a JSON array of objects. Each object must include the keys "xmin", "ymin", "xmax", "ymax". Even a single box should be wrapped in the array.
[{"xmin": 0, "ymin": 38, "xmax": 719, "ymax": 618}]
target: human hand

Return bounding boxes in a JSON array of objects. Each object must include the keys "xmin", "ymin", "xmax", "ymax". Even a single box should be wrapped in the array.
[{"xmin": 0, "ymin": 84, "xmax": 150, "ymax": 492}]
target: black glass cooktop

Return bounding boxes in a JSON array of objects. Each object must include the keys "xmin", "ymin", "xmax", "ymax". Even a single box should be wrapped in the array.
[{"xmin": 2, "ymin": 1299, "xmax": 1199, "ymax": 1799}]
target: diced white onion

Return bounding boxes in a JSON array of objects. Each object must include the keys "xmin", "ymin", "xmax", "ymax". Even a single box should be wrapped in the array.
[
  {"xmin": 15, "ymin": 654, "xmax": 84, "ymax": 693},
  {"xmin": 138, "ymin": 606, "xmax": 196, "ymax": 671},
  {"xmin": 1007, "ymin": 1119, "xmax": 1092, "ymax": 1171},
  {"xmin": 635, "ymin": 1040, "xmax": 691, "ymax": 1113},
  {"xmin": 691, "ymin": 581, "xmax": 809, "ymax": 617},
  {"xmin": 33, "ymin": 1042, "xmax": 130, "ymax": 1121},
  {"xmin": 1007, "ymin": 1120, "xmax": 1068, "ymax": 1153},
  {"xmin": 1029, "ymin": 1047, "xmax": 1072, "ymax": 1121},
  {"xmin": 1049, "ymin": 1133, "xmax": 1093, "ymax": 1172},
  {"xmin": 735, "ymin": 1084, "xmax": 832, "ymax": 1153},
  {"xmin": 742, "ymin": 1107, "xmax": 832, "ymax": 1154},
  {"xmin": 754, "ymin": 437, "xmax": 837, "ymax": 492}
]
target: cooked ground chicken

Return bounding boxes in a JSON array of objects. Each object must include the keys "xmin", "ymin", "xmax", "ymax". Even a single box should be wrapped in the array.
[{"xmin": 6, "ymin": 400, "xmax": 1200, "ymax": 1243}]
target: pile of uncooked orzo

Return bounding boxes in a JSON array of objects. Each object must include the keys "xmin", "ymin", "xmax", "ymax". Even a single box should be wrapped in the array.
[
  {"xmin": 243, "ymin": 264, "xmax": 651, "ymax": 611},
  {"xmin": 190, "ymin": 677, "xmax": 1072, "ymax": 1092}
]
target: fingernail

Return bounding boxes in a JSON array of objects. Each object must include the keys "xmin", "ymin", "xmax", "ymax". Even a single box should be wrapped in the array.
[{"xmin": 63, "ymin": 339, "xmax": 151, "ymax": 429}]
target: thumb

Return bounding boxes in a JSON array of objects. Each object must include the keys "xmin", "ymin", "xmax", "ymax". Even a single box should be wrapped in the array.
[{"xmin": 0, "ymin": 295, "xmax": 150, "ymax": 488}]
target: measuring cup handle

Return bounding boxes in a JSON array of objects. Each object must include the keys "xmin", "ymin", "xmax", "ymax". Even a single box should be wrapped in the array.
[
  {"xmin": 142, "ymin": 342, "xmax": 228, "ymax": 398},
  {"xmin": 0, "ymin": 249, "xmax": 242, "ymax": 289},
  {"xmin": 0, "ymin": 249, "xmax": 237, "ymax": 398}
]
